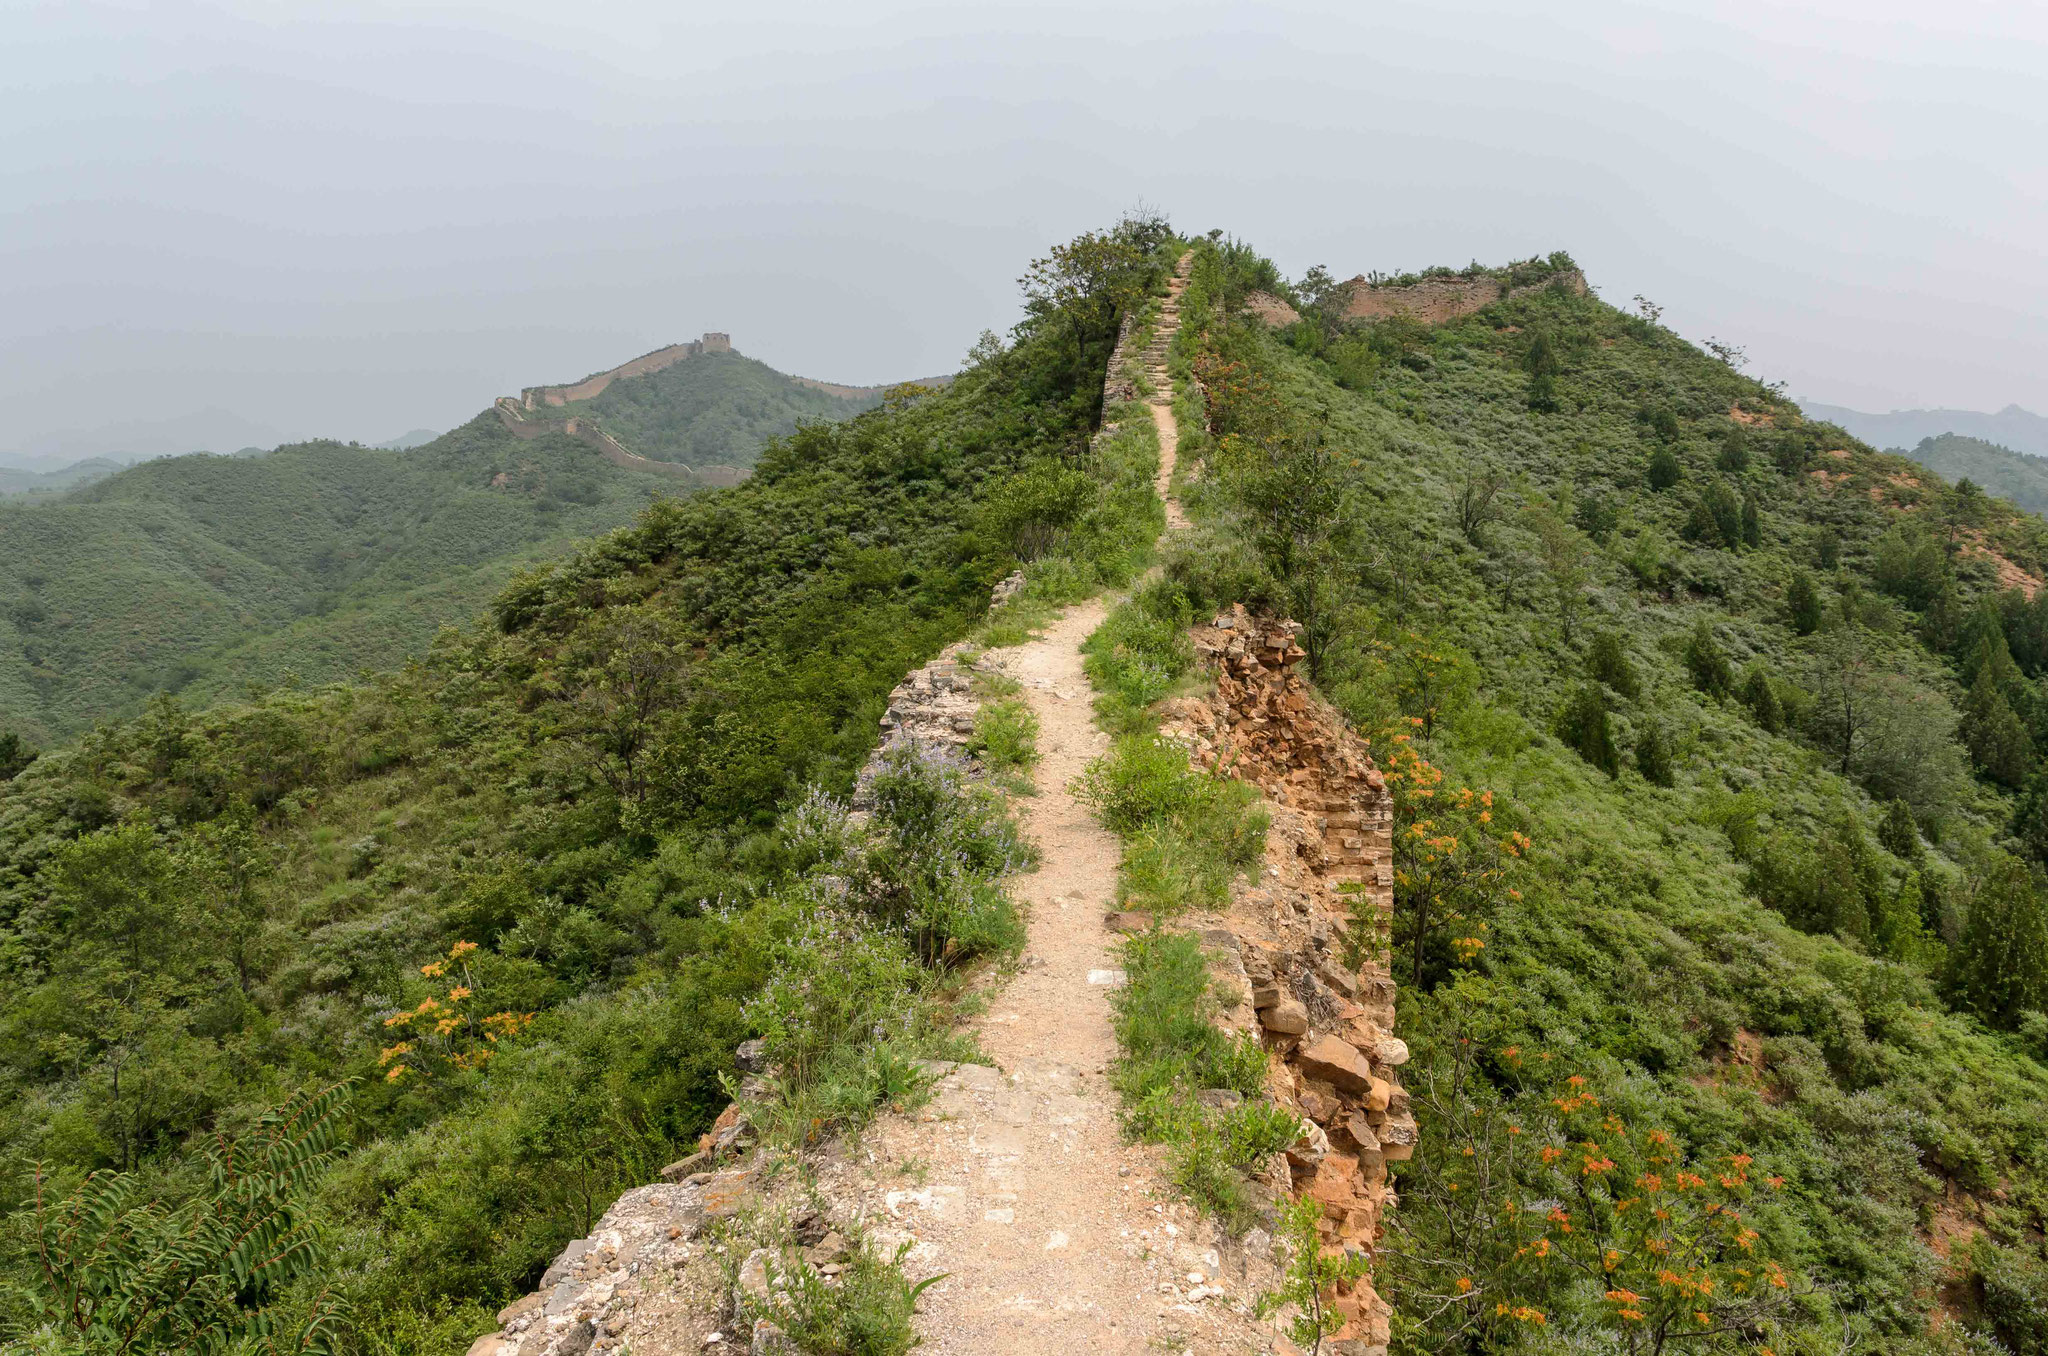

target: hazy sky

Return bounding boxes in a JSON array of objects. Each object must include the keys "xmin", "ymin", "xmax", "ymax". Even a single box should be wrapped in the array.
[{"xmin": 6, "ymin": 0, "xmax": 2046, "ymax": 459}]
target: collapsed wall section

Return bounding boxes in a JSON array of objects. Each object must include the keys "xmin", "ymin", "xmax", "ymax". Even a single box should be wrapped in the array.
[
  {"xmin": 1338, "ymin": 268, "xmax": 1588, "ymax": 325},
  {"xmin": 1160, "ymin": 604, "xmax": 1411, "ymax": 1355}
]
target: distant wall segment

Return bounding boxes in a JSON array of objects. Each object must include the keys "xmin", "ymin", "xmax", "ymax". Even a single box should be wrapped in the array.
[{"xmin": 1339, "ymin": 269, "xmax": 1588, "ymax": 325}]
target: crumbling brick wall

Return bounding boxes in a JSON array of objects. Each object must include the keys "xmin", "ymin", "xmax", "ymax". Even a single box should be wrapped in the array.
[
  {"xmin": 1161, "ymin": 605, "xmax": 1411, "ymax": 1356},
  {"xmin": 1339, "ymin": 268, "xmax": 1588, "ymax": 325}
]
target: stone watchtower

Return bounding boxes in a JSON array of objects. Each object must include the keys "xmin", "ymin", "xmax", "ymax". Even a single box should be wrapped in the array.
[{"xmin": 700, "ymin": 332, "xmax": 732, "ymax": 354}]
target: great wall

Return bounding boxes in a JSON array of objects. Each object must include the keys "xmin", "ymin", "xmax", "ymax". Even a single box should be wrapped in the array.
[
  {"xmin": 1247, "ymin": 266, "xmax": 1589, "ymax": 328},
  {"xmin": 492, "ymin": 333, "xmax": 897, "ymax": 489},
  {"xmin": 464, "ymin": 261, "xmax": 1410, "ymax": 1356}
]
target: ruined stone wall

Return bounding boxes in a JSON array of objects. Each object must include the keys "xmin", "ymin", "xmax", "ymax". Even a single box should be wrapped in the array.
[
  {"xmin": 1339, "ymin": 268, "xmax": 1588, "ymax": 325},
  {"xmin": 1243, "ymin": 289, "xmax": 1302, "ymax": 327},
  {"xmin": 1160, "ymin": 605, "xmax": 1410, "ymax": 1355},
  {"xmin": 520, "ymin": 335, "xmax": 727, "ymax": 408}
]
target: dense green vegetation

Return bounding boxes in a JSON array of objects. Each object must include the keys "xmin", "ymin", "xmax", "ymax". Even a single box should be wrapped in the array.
[
  {"xmin": 0, "ymin": 218, "xmax": 1175, "ymax": 1353},
  {"xmin": 1900, "ymin": 432, "xmax": 2048, "ymax": 519},
  {"xmin": 0, "ymin": 351, "xmax": 890, "ymax": 746},
  {"xmin": 1158, "ymin": 237, "xmax": 2048, "ymax": 1352},
  {"xmin": 547, "ymin": 350, "xmax": 883, "ymax": 468},
  {"xmin": 0, "ymin": 420, "xmax": 671, "ymax": 744}
]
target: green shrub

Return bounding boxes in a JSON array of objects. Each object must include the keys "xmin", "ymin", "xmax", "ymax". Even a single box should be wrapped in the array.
[
  {"xmin": 968, "ymin": 697, "xmax": 1039, "ymax": 779},
  {"xmin": 1554, "ymin": 682, "xmax": 1620, "ymax": 776},
  {"xmin": 734, "ymin": 1233, "xmax": 941, "ymax": 1356},
  {"xmin": 1071, "ymin": 735, "xmax": 1265, "ymax": 915},
  {"xmin": 1108, "ymin": 932, "xmax": 1286, "ymax": 1223},
  {"xmin": 1585, "ymin": 631, "xmax": 1640, "ymax": 699},
  {"xmin": 20, "ymin": 1084, "xmax": 354, "ymax": 1355},
  {"xmin": 1634, "ymin": 720, "xmax": 1674, "ymax": 787},
  {"xmin": 1081, "ymin": 582, "xmax": 1196, "ymax": 734},
  {"xmin": 1646, "ymin": 444, "xmax": 1682, "ymax": 491},
  {"xmin": 1969, "ymin": 1238, "xmax": 2048, "ymax": 1356},
  {"xmin": 1684, "ymin": 618, "xmax": 1734, "ymax": 696}
]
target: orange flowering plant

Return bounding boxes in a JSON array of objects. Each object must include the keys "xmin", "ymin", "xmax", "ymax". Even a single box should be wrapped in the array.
[
  {"xmin": 377, "ymin": 939, "xmax": 534, "ymax": 1084},
  {"xmin": 1380, "ymin": 734, "xmax": 1526, "ymax": 991},
  {"xmin": 1386, "ymin": 1019, "xmax": 1807, "ymax": 1353}
]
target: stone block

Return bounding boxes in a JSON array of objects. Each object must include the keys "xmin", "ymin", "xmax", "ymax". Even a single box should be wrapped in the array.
[
  {"xmin": 1298, "ymin": 1035, "xmax": 1375, "ymax": 1095},
  {"xmin": 1260, "ymin": 998, "xmax": 1309, "ymax": 1035}
]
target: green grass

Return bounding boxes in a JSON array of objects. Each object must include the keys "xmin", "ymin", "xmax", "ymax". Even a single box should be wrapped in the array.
[
  {"xmin": 1110, "ymin": 931, "xmax": 1293, "ymax": 1228},
  {"xmin": 967, "ymin": 697, "xmax": 1039, "ymax": 789}
]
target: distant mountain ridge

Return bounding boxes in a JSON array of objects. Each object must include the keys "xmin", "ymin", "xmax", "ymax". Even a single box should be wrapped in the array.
[
  {"xmin": 1800, "ymin": 398, "xmax": 2048, "ymax": 459},
  {"xmin": 0, "ymin": 407, "xmax": 295, "ymax": 469},
  {"xmin": 493, "ymin": 334, "xmax": 887, "ymax": 480}
]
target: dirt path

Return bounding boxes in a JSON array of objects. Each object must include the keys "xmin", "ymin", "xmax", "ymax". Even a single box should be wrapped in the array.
[
  {"xmin": 817, "ymin": 257, "xmax": 1282, "ymax": 1352},
  {"xmin": 1141, "ymin": 266, "xmax": 1192, "ymax": 530}
]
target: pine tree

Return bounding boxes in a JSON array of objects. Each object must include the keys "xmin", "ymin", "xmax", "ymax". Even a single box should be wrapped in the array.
[
  {"xmin": 0, "ymin": 730, "xmax": 33, "ymax": 781},
  {"xmin": 1953, "ymin": 855, "xmax": 2048, "ymax": 1028},
  {"xmin": 1741, "ymin": 665, "xmax": 1783, "ymax": 733},
  {"xmin": 1962, "ymin": 665, "xmax": 2035, "ymax": 788},
  {"xmin": 1685, "ymin": 619, "xmax": 1734, "ymax": 698},
  {"xmin": 1635, "ymin": 721, "xmax": 1674, "ymax": 787},
  {"xmin": 1524, "ymin": 330, "xmax": 1560, "ymax": 412},
  {"xmin": 1787, "ymin": 570, "xmax": 1822, "ymax": 636},
  {"xmin": 1557, "ymin": 683, "xmax": 1621, "ymax": 776},
  {"xmin": 1716, "ymin": 424, "xmax": 1750, "ymax": 472},
  {"xmin": 1740, "ymin": 492, "xmax": 1761, "ymax": 548},
  {"xmin": 1877, "ymin": 798, "xmax": 1921, "ymax": 860},
  {"xmin": 1646, "ymin": 445, "xmax": 1682, "ymax": 492},
  {"xmin": 1702, "ymin": 481, "xmax": 1743, "ymax": 545},
  {"xmin": 2011, "ymin": 775, "xmax": 2048, "ymax": 867},
  {"xmin": 1919, "ymin": 575, "xmax": 1964, "ymax": 654},
  {"xmin": 1587, "ymin": 631, "xmax": 1640, "ymax": 699},
  {"xmin": 1872, "ymin": 871, "xmax": 1925, "ymax": 961},
  {"xmin": 1683, "ymin": 496, "xmax": 1724, "ymax": 547},
  {"xmin": 1812, "ymin": 813, "xmax": 1882, "ymax": 943}
]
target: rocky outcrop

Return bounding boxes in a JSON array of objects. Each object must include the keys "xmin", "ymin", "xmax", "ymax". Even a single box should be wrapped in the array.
[{"xmin": 1159, "ymin": 604, "xmax": 1407, "ymax": 1355}]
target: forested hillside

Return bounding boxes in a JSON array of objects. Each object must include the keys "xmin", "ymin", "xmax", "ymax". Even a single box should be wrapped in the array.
[
  {"xmin": 0, "ymin": 418, "xmax": 668, "ymax": 744},
  {"xmin": 1159, "ymin": 239, "xmax": 2048, "ymax": 1352},
  {"xmin": 1901, "ymin": 431, "xmax": 2048, "ymax": 518},
  {"xmin": 0, "ymin": 348, "xmax": 887, "ymax": 745},
  {"xmin": 0, "ymin": 219, "xmax": 1172, "ymax": 1353},
  {"xmin": 538, "ymin": 349, "xmax": 885, "ymax": 468}
]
